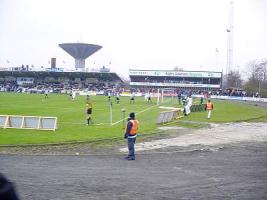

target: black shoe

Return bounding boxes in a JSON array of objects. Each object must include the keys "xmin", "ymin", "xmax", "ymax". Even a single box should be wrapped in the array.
[{"xmin": 127, "ymin": 157, "xmax": 135, "ymax": 161}]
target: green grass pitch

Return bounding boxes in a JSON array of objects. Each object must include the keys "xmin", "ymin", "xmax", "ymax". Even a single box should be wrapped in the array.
[{"xmin": 0, "ymin": 92, "xmax": 267, "ymax": 145}]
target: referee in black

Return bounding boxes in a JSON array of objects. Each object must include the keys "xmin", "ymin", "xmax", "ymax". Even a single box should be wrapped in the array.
[{"xmin": 85, "ymin": 102, "xmax": 93, "ymax": 125}]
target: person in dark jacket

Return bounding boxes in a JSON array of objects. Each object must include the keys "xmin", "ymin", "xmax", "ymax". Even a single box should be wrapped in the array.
[
  {"xmin": 0, "ymin": 173, "xmax": 20, "ymax": 200},
  {"xmin": 200, "ymin": 96, "xmax": 204, "ymax": 105}
]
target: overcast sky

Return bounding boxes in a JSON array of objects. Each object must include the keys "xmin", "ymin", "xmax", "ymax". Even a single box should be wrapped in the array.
[{"xmin": 0, "ymin": 0, "xmax": 267, "ymax": 78}]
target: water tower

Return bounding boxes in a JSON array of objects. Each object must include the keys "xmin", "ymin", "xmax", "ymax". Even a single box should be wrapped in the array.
[{"xmin": 59, "ymin": 43, "xmax": 102, "ymax": 70}]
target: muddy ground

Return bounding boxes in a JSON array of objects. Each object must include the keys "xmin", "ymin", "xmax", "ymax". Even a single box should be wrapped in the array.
[{"xmin": 0, "ymin": 100, "xmax": 267, "ymax": 199}]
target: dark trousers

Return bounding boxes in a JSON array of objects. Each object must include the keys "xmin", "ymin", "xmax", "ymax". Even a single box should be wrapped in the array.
[{"xmin": 127, "ymin": 137, "xmax": 136, "ymax": 159}]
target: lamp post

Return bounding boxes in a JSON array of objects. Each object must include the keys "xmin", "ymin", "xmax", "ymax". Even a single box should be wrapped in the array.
[
  {"xmin": 109, "ymin": 100, "xmax": 113, "ymax": 126},
  {"xmin": 121, "ymin": 108, "xmax": 126, "ymax": 132}
]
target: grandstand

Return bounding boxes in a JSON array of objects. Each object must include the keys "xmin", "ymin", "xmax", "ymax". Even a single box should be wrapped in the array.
[
  {"xmin": 0, "ymin": 70, "xmax": 123, "ymax": 92},
  {"xmin": 129, "ymin": 69, "xmax": 222, "ymax": 90}
]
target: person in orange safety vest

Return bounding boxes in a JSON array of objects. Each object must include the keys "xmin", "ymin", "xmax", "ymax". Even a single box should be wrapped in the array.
[
  {"xmin": 124, "ymin": 112, "xmax": 139, "ymax": 160},
  {"xmin": 206, "ymin": 99, "xmax": 214, "ymax": 119}
]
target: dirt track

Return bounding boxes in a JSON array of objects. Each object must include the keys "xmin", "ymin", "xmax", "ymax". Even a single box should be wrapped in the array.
[{"xmin": 1, "ymin": 141, "xmax": 267, "ymax": 200}]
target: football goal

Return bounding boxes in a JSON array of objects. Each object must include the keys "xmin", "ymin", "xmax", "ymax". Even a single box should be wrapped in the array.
[{"xmin": 156, "ymin": 88, "xmax": 177, "ymax": 105}]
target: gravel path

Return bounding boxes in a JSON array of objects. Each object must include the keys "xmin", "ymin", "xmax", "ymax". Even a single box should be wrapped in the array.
[{"xmin": 120, "ymin": 122, "xmax": 267, "ymax": 152}]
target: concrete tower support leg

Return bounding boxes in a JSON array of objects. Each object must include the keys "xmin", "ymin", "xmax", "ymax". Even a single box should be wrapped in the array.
[{"xmin": 75, "ymin": 59, "xmax": 85, "ymax": 68}]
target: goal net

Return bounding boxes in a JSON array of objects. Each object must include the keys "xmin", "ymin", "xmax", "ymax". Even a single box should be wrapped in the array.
[{"xmin": 157, "ymin": 88, "xmax": 177, "ymax": 105}]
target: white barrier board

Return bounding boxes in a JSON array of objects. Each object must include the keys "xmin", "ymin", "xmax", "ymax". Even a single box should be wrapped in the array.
[{"xmin": 0, "ymin": 115, "xmax": 57, "ymax": 131}]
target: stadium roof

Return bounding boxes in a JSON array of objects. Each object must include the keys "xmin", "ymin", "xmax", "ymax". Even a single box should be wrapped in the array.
[{"xmin": 58, "ymin": 43, "xmax": 102, "ymax": 59}]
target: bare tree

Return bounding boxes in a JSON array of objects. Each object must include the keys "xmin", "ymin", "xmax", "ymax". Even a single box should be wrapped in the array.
[
  {"xmin": 244, "ymin": 59, "xmax": 267, "ymax": 97},
  {"xmin": 257, "ymin": 59, "xmax": 267, "ymax": 81},
  {"xmin": 223, "ymin": 70, "xmax": 243, "ymax": 89},
  {"xmin": 246, "ymin": 59, "xmax": 267, "ymax": 81}
]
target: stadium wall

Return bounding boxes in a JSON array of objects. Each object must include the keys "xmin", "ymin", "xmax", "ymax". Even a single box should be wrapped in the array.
[{"xmin": 194, "ymin": 94, "xmax": 267, "ymax": 103}]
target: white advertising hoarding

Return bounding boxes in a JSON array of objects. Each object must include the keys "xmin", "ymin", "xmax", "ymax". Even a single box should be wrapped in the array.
[
  {"xmin": 129, "ymin": 70, "xmax": 222, "ymax": 78},
  {"xmin": 130, "ymin": 82, "xmax": 221, "ymax": 88}
]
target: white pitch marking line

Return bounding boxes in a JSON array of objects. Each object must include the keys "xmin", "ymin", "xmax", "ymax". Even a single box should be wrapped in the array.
[
  {"xmin": 111, "ymin": 104, "xmax": 159, "ymax": 126},
  {"xmin": 59, "ymin": 122, "xmax": 109, "ymax": 125}
]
